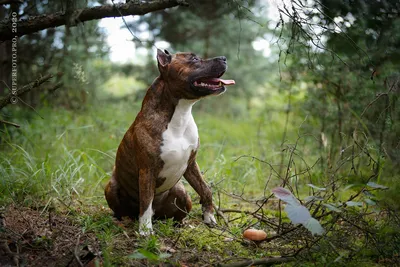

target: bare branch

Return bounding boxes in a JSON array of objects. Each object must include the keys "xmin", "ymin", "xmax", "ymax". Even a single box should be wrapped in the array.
[
  {"xmin": 0, "ymin": 73, "xmax": 60, "ymax": 110},
  {"xmin": 0, "ymin": 0, "xmax": 188, "ymax": 41},
  {"xmin": 218, "ymin": 256, "xmax": 295, "ymax": 267},
  {"xmin": 0, "ymin": 0, "xmax": 22, "ymax": 5},
  {"xmin": 0, "ymin": 119, "xmax": 20, "ymax": 128}
]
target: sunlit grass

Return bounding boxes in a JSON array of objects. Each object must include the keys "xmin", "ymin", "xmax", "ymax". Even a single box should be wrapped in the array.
[
  {"xmin": 102, "ymin": 75, "xmax": 146, "ymax": 97},
  {"xmin": 0, "ymin": 93, "xmax": 312, "ymax": 208}
]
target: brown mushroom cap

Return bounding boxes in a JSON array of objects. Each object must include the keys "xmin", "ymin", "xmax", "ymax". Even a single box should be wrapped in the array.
[{"xmin": 243, "ymin": 228, "xmax": 267, "ymax": 241}]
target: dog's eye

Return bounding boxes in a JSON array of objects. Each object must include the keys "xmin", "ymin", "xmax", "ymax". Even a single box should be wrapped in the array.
[{"xmin": 192, "ymin": 56, "xmax": 199, "ymax": 62}]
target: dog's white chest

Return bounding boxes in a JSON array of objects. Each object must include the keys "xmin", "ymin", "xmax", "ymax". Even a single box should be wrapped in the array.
[{"xmin": 156, "ymin": 99, "xmax": 198, "ymax": 194}]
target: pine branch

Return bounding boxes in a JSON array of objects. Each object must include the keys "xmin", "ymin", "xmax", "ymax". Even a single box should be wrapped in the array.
[
  {"xmin": 0, "ymin": 73, "xmax": 60, "ymax": 110},
  {"xmin": 0, "ymin": 0, "xmax": 188, "ymax": 41}
]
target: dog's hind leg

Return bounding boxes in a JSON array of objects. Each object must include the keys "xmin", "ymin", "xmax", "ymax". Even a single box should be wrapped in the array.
[
  {"xmin": 105, "ymin": 167, "xmax": 140, "ymax": 220},
  {"xmin": 104, "ymin": 169, "xmax": 123, "ymax": 219},
  {"xmin": 153, "ymin": 181, "xmax": 192, "ymax": 222}
]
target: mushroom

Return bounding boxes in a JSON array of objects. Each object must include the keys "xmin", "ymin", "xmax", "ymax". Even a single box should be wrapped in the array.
[{"xmin": 243, "ymin": 228, "xmax": 267, "ymax": 241}]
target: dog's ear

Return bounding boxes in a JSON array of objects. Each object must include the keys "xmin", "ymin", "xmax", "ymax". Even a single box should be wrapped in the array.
[{"xmin": 157, "ymin": 49, "xmax": 172, "ymax": 68}]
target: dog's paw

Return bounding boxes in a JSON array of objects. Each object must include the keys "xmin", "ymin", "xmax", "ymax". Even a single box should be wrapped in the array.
[
  {"xmin": 139, "ymin": 227, "xmax": 154, "ymax": 236},
  {"xmin": 139, "ymin": 205, "xmax": 154, "ymax": 236},
  {"xmin": 139, "ymin": 217, "xmax": 154, "ymax": 236},
  {"xmin": 203, "ymin": 211, "xmax": 217, "ymax": 226},
  {"xmin": 139, "ymin": 223, "xmax": 154, "ymax": 236}
]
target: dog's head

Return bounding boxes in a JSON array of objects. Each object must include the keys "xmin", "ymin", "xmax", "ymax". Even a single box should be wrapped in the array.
[{"xmin": 157, "ymin": 49, "xmax": 235, "ymax": 99}]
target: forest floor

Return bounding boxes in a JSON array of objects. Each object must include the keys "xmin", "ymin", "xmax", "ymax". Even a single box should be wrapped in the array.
[
  {"xmin": 1, "ymin": 204, "xmax": 100, "ymax": 267},
  {"xmin": 0, "ymin": 201, "xmax": 296, "ymax": 267}
]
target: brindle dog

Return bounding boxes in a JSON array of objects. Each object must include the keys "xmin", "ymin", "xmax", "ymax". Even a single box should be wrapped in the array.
[{"xmin": 105, "ymin": 49, "xmax": 235, "ymax": 235}]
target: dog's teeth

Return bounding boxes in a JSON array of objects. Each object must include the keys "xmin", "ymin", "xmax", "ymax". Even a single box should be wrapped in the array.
[{"xmin": 196, "ymin": 81, "xmax": 222, "ymax": 88}]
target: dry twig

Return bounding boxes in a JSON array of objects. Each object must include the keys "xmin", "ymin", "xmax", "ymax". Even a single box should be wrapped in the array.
[{"xmin": 218, "ymin": 256, "xmax": 295, "ymax": 267}]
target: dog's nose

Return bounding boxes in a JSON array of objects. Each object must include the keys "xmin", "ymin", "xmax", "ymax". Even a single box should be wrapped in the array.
[{"xmin": 218, "ymin": 56, "xmax": 227, "ymax": 62}]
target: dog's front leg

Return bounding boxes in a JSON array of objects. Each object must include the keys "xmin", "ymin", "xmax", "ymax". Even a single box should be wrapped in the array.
[
  {"xmin": 138, "ymin": 168, "xmax": 155, "ymax": 236},
  {"xmin": 184, "ymin": 160, "xmax": 217, "ymax": 226}
]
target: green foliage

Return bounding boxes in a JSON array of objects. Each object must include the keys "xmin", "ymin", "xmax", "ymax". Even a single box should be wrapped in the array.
[
  {"xmin": 129, "ymin": 248, "xmax": 171, "ymax": 263},
  {"xmin": 155, "ymin": 218, "xmax": 176, "ymax": 237},
  {"xmin": 137, "ymin": 235, "xmax": 161, "ymax": 254},
  {"xmin": 319, "ymin": 0, "xmax": 400, "ymax": 66},
  {"xmin": 102, "ymin": 75, "xmax": 146, "ymax": 98}
]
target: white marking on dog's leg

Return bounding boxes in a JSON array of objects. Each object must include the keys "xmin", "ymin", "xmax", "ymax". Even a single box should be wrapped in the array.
[
  {"xmin": 139, "ymin": 201, "xmax": 154, "ymax": 236},
  {"xmin": 203, "ymin": 211, "xmax": 217, "ymax": 225}
]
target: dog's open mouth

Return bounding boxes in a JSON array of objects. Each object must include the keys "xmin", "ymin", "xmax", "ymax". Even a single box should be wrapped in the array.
[
  {"xmin": 192, "ymin": 77, "xmax": 235, "ymax": 91},
  {"xmin": 189, "ymin": 69, "xmax": 235, "ymax": 96}
]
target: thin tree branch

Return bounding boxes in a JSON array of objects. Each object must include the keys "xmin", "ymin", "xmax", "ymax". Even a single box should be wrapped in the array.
[
  {"xmin": 0, "ymin": 0, "xmax": 188, "ymax": 41},
  {"xmin": 0, "ymin": 0, "xmax": 22, "ymax": 5},
  {"xmin": 47, "ymin": 82, "xmax": 63, "ymax": 93},
  {"xmin": 219, "ymin": 208, "xmax": 278, "ymax": 228},
  {"xmin": 0, "ymin": 119, "xmax": 20, "ymax": 127},
  {"xmin": 0, "ymin": 73, "xmax": 58, "ymax": 110},
  {"xmin": 218, "ymin": 256, "xmax": 295, "ymax": 267}
]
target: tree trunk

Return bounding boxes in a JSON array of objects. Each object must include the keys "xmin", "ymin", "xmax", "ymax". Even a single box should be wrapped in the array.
[{"xmin": 0, "ymin": 5, "xmax": 10, "ymax": 95}]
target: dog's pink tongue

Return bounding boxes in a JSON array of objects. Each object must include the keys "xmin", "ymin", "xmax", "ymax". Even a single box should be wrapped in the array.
[
  {"xmin": 209, "ymin": 78, "xmax": 236, "ymax": 85},
  {"xmin": 220, "ymin": 78, "xmax": 235, "ymax": 85}
]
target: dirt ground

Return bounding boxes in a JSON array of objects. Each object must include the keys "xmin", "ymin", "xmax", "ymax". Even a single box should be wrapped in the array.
[
  {"xmin": 0, "ymin": 205, "xmax": 101, "ymax": 267},
  {"xmin": 0, "ymin": 204, "xmax": 292, "ymax": 267}
]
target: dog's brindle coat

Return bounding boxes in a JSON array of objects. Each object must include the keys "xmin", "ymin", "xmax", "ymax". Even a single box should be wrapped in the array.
[{"xmin": 104, "ymin": 49, "xmax": 234, "ymax": 235}]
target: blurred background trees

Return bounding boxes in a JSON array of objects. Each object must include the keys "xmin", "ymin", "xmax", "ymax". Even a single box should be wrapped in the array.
[
  {"xmin": 286, "ymin": 0, "xmax": 400, "ymax": 170},
  {"xmin": 0, "ymin": 0, "xmax": 111, "ymax": 109}
]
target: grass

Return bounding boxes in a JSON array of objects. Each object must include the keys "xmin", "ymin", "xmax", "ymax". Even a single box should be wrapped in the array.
[
  {"xmin": 0, "ymin": 94, "xmax": 307, "ymax": 205},
  {"xmin": 1, "ymin": 93, "xmax": 398, "ymax": 266}
]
